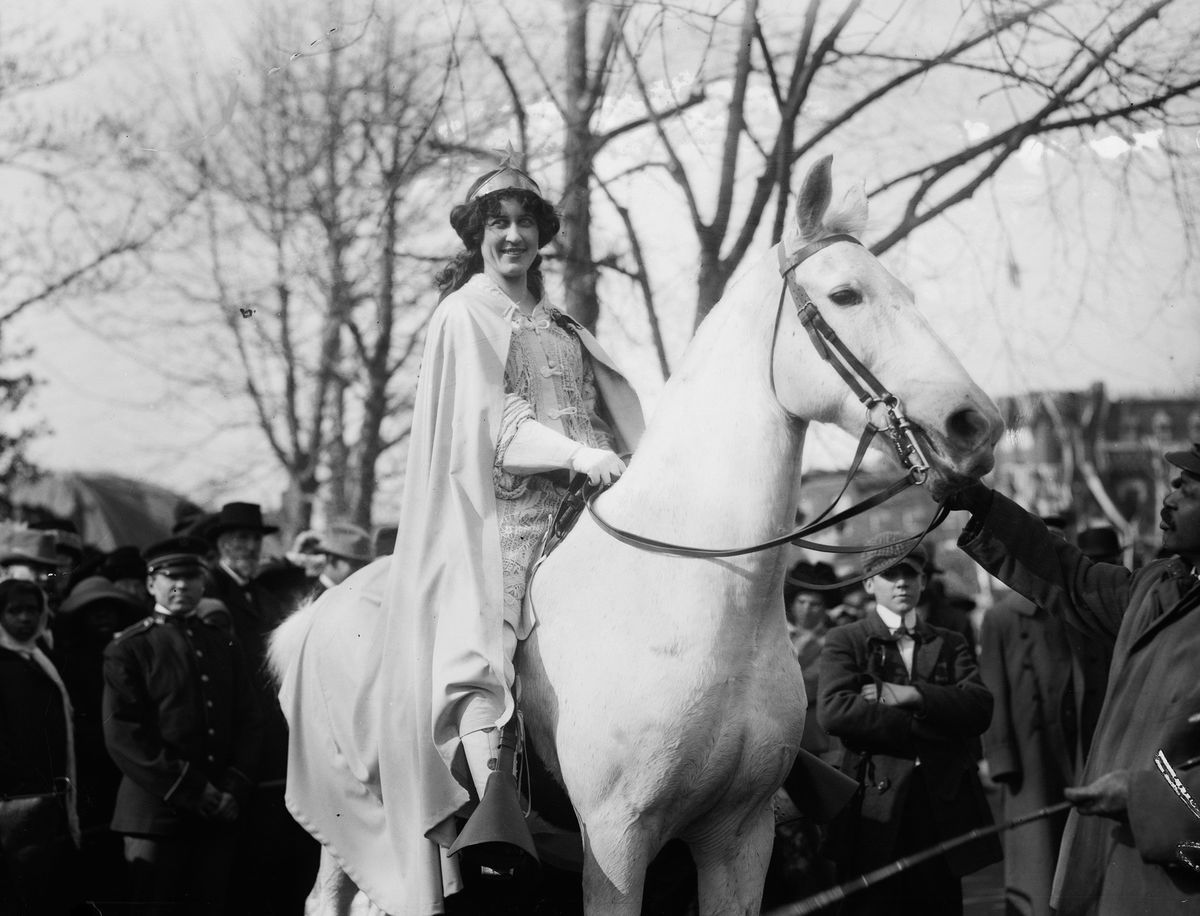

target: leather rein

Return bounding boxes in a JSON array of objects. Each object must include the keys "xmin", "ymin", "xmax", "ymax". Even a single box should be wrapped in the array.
[{"xmin": 582, "ymin": 233, "xmax": 949, "ymax": 587}]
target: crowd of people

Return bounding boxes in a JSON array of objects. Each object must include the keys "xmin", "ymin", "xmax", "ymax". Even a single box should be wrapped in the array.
[
  {"xmin": 768, "ymin": 444, "xmax": 1200, "ymax": 915},
  {"xmin": 0, "ymin": 502, "xmax": 383, "ymax": 914}
]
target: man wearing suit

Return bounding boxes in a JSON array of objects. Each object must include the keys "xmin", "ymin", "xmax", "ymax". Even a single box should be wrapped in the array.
[
  {"xmin": 978, "ymin": 518, "xmax": 1113, "ymax": 916},
  {"xmin": 102, "ymin": 536, "xmax": 262, "ymax": 915},
  {"xmin": 950, "ymin": 444, "xmax": 1200, "ymax": 915},
  {"xmin": 818, "ymin": 534, "xmax": 999, "ymax": 915},
  {"xmin": 202, "ymin": 501, "xmax": 317, "ymax": 915}
]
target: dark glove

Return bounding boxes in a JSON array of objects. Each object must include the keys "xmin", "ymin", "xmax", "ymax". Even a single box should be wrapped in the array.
[{"xmin": 943, "ymin": 480, "xmax": 994, "ymax": 515}]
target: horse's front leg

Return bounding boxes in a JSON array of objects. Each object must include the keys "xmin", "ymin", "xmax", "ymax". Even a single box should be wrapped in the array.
[
  {"xmin": 689, "ymin": 803, "xmax": 776, "ymax": 916},
  {"xmin": 578, "ymin": 816, "xmax": 654, "ymax": 916}
]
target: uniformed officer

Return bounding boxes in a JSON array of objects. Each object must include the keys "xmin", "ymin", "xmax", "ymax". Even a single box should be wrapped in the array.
[{"xmin": 101, "ymin": 536, "xmax": 263, "ymax": 915}]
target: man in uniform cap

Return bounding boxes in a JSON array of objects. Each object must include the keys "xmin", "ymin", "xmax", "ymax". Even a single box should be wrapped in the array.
[
  {"xmin": 817, "ymin": 533, "xmax": 999, "ymax": 915},
  {"xmin": 101, "ymin": 535, "xmax": 262, "ymax": 915},
  {"xmin": 948, "ymin": 443, "xmax": 1200, "ymax": 914}
]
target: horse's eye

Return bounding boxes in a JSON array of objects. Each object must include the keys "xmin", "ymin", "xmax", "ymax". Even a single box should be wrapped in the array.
[{"xmin": 828, "ymin": 287, "xmax": 862, "ymax": 307}]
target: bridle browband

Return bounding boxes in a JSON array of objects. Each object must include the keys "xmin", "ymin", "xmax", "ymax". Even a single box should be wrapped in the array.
[{"xmin": 579, "ymin": 233, "xmax": 949, "ymax": 586}]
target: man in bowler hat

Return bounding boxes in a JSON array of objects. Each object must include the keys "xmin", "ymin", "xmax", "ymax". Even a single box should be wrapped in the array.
[
  {"xmin": 202, "ymin": 502, "xmax": 318, "ymax": 914},
  {"xmin": 102, "ymin": 536, "xmax": 262, "ymax": 915}
]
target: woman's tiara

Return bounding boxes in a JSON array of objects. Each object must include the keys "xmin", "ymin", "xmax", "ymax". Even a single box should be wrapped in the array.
[
  {"xmin": 469, "ymin": 166, "xmax": 541, "ymax": 201},
  {"xmin": 468, "ymin": 142, "xmax": 542, "ymax": 201}
]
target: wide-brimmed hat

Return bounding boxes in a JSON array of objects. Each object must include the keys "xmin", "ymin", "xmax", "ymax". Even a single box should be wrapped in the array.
[
  {"xmin": 861, "ymin": 532, "xmax": 929, "ymax": 579},
  {"xmin": 0, "ymin": 529, "xmax": 62, "ymax": 569},
  {"xmin": 784, "ymin": 560, "xmax": 843, "ymax": 608},
  {"xmin": 207, "ymin": 502, "xmax": 279, "ymax": 539},
  {"xmin": 1077, "ymin": 526, "xmax": 1122, "ymax": 559},
  {"xmin": 142, "ymin": 536, "xmax": 210, "ymax": 576},
  {"xmin": 318, "ymin": 524, "xmax": 374, "ymax": 564},
  {"xmin": 1166, "ymin": 443, "xmax": 1200, "ymax": 476},
  {"xmin": 59, "ymin": 575, "xmax": 145, "ymax": 615}
]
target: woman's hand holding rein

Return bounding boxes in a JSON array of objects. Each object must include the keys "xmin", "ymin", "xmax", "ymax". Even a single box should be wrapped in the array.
[{"xmin": 570, "ymin": 447, "xmax": 627, "ymax": 486}]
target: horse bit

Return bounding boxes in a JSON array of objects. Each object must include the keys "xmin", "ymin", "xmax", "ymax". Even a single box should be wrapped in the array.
[{"xmin": 576, "ymin": 232, "xmax": 947, "ymax": 586}]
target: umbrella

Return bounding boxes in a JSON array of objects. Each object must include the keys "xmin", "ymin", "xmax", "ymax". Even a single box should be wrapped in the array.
[{"xmin": 8, "ymin": 471, "xmax": 199, "ymax": 551}]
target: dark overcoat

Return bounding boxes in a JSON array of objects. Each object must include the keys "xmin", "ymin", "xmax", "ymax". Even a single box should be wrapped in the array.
[
  {"xmin": 817, "ymin": 613, "xmax": 1001, "ymax": 878},
  {"xmin": 101, "ymin": 611, "xmax": 262, "ymax": 836},
  {"xmin": 979, "ymin": 590, "xmax": 1111, "ymax": 916},
  {"xmin": 204, "ymin": 564, "xmax": 297, "ymax": 780},
  {"xmin": 961, "ymin": 491, "xmax": 1200, "ymax": 915}
]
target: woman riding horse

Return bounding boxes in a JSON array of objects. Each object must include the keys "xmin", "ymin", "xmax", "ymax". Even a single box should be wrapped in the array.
[
  {"xmin": 274, "ymin": 155, "xmax": 1003, "ymax": 916},
  {"xmin": 370, "ymin": 156, "xmax": 643, "ymax": 909}
]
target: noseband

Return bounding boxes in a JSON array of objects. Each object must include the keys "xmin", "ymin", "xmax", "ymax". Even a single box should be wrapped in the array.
[{"xmin": 577, "ymin": 233, "xmax": 948, "ymax": 584}]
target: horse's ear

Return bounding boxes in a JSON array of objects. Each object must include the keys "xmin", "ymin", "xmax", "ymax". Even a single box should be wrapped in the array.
[
  {"xmin": 827, "ymin": 182, "xmax": 868, "ymax": 237},
  {"xmin": 795, "ymin": 155, "xmax": 834, "ymax": 241}
]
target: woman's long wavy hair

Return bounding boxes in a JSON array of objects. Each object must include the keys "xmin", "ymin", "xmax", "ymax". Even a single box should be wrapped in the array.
[{"xmin": 435, "ymin": 181, "xmax": 561, "ymax": 302}]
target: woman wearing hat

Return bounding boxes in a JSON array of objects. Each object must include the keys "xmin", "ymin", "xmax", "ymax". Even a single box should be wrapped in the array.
[
  {"xmin": 0, "ymin": 579, "xmax": 81, "ymax": 914},
  {"xmin": 288, "ymin": 154, "xmax": 644, "ymax": 911}
]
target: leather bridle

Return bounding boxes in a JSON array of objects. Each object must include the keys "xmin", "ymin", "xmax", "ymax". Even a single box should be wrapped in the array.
[
  {"xmin": 581, "ymin": 233, "xmax": 949, "ymax": 586},
  {"xmin": 776, "ymin": 234, "xmax": 931, "ymax": 486}
]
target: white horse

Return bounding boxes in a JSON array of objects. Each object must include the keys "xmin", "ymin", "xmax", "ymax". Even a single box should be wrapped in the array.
[{"xmin": 271, "ymin": 155, "xmax": 1002, "ymax": 915}]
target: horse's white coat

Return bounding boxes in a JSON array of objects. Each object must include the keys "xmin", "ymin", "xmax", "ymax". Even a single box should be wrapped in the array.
[
  {"xmin": 275, "ymin": 157, "xmax": 1002, "ymax": 916},
  {"xmin": 519, "ymin": 160, "xmax": 1000, "ymax": 915}
]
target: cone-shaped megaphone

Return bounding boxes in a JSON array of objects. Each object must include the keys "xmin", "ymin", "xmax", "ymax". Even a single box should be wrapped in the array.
[
  {"xmin": 448, "ymin": 767, "xmax": 540, "ymax": 866},
  {"xmin": 449, "ymin": 722, "xmax": 539, "ymax": 867}
]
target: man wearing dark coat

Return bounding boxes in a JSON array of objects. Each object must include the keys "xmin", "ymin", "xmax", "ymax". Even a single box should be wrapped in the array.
[
  {"xmin": 978, "ymin": 520, "xmax": 1113, "ymax": 916},
  {"xmin": 950, "ymin": 443, "xmax": 1200, "ymax": 915},
  {"xmin": 102, "ymin": 536, "xmax": 262, "ymax": 915},
  {"xmin": 818, "ymin": 535, "xmax": 1000, "ymax": 916},
  {"xmin": 202, "ymin": 501, "xmax": 317, "ymax": 915}
]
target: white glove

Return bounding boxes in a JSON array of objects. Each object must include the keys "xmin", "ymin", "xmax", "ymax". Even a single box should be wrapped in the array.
[{"xmin": 570, "ymin": 447, "xmax": 626, "ymax": 486}]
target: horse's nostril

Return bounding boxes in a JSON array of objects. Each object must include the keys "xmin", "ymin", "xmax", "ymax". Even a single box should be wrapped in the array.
[{"xmin": 946, "ymin": 407, "xmax": 994, "ymax": 451}]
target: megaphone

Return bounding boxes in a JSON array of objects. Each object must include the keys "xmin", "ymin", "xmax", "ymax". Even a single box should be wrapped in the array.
[{"xmin": 449, "ymin": 724, "xmax": 539, "ymax": 868}]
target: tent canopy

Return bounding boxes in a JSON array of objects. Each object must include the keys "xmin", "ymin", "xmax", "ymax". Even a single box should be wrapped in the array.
[{"xmin": 8, "ymin": 471, "xmax": 199, "ymax": 551}]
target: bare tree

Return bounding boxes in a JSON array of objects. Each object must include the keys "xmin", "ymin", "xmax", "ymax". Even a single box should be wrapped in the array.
[
  {"xmin": 0, "ymin": 12, "xmax": 188, "ymax": 477},
  {"xmin": 135, "ymin": 3, "xmax": 463, "ymax": 533},
  {"xmin": 609, "ymin": 0, "xmax": 1200, "ymax": 325}
]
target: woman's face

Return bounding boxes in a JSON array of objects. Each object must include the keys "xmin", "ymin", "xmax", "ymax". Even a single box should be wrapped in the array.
[
  {"xmin": 480, "ymin": 197, "xmax": 539, "ymax": 288},
  {"xmin": 1, "ymin": 593, "xmax": 43, "ymax": 642},
  {"xmin": 788, "ymin": 591, "xmax": 828, "ymax": 631}
]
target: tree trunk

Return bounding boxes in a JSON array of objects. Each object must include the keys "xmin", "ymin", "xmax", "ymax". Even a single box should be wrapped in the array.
[{"xmin": 560, "ymin": 0, "xmax": 598, "ymax": 328}]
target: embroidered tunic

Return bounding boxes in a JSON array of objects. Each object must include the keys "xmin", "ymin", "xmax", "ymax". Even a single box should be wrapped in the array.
[{"xmin": 494, "ymin": 302, "xmax": 615, "ymax": 629}]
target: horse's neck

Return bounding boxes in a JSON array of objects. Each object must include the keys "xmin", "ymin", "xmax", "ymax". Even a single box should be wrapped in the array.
[{"xmin": 610, "ymin": 258, "xmax": 807, "ymax": 545}]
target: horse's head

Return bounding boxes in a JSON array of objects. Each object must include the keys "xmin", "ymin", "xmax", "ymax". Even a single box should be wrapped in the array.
[{"xmin": 772, "ymin": 156, "xmax": 1003, "ymax": 498}]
